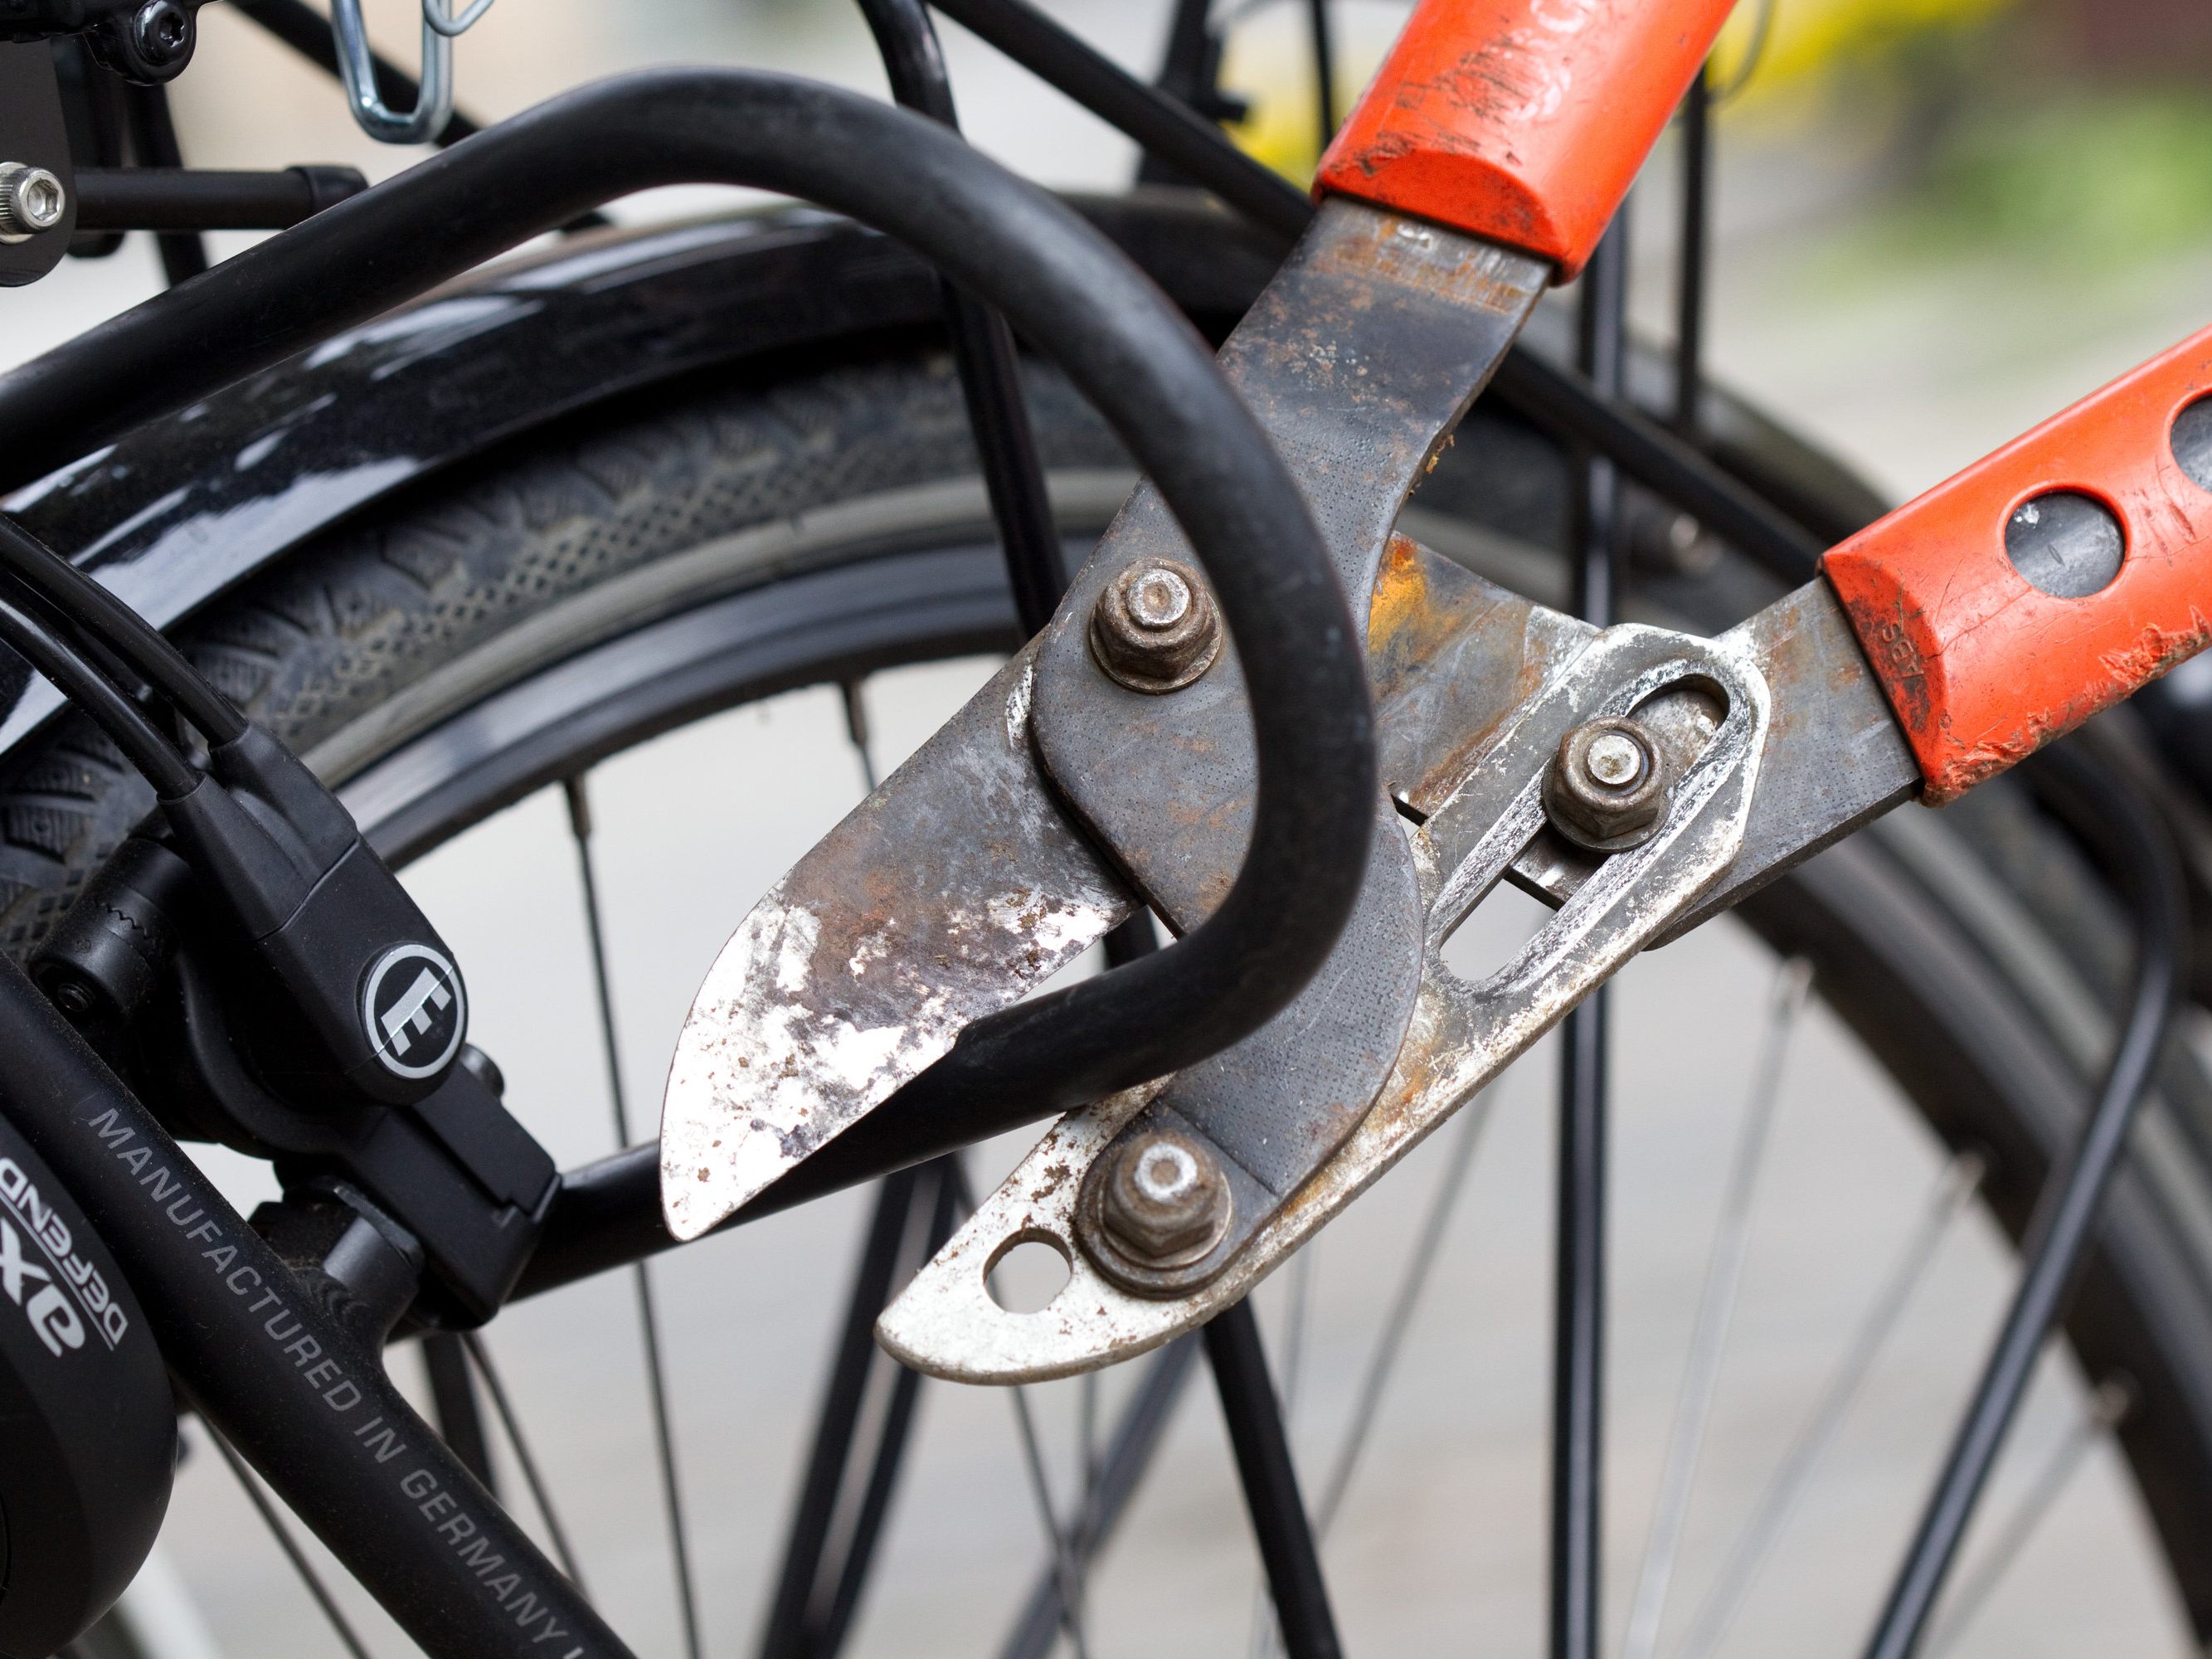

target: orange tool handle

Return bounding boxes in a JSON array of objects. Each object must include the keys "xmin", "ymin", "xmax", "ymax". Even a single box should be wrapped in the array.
[
  {"xmin": 1315, "ymin": 0, "xmax": 1738, "ymax": 278},
  {"xmin": 1824, "ymin": 326, "xmax": 2212, "ymax": 804}
]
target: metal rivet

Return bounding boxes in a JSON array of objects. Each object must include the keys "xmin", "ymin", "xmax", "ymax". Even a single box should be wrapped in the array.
[
  {"xmin": 1089, "ymin": 558, "xmax": 1222, "ymax": 693},
  {"xmin": 1099, "ymin": 1128, "xmax": 1231, "ymax": 1265},
  {"xmin": 0, "ymin": 164, "xmax": 66, "ymax": 243},
  {"xmin": 1544, "ymin": 716, "xmax": 1670, "ymax": 853}
]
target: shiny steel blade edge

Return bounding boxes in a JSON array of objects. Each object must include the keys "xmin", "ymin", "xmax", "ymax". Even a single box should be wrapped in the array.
[{"xmin": 658, "ymin": 649, "xmax": 1135, "ymax": 1242}]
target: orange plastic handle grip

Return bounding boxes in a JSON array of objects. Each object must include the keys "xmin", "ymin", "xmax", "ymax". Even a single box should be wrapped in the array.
[
  {"xmin": 1315, "ymin": 0, "xmax": 1737, "ymax": 277},
  {"xmin": 1824, "ymin": 325, "xmax": 2212, "ymax": 804}
]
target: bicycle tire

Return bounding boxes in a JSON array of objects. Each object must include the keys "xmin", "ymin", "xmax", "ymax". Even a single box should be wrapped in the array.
[{"xmin": 4, "ymin": 309, "xmax": 2211, "ymax": 1645}]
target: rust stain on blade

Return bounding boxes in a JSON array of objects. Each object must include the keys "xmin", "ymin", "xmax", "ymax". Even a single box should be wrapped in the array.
[{"xmin": 659, "ymin": 650, "xmax": 1134, "ymax": 1242}]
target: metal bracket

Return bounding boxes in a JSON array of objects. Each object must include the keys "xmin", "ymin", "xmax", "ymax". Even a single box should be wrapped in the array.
[{"xmin": 879, "ymin": 622, "xmax": 1772, "ymax": 1382}]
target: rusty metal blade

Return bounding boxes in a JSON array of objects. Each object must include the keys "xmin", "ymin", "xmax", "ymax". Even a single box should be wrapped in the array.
[{"xmin": 657, "ymin": 649, "xmax": 1134, "ymax": 1242}]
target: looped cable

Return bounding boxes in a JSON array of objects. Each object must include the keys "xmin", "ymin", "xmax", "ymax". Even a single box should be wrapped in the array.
[{"xmin": 329, "ymin": 0, "xmax": 491, "ymax": 144}]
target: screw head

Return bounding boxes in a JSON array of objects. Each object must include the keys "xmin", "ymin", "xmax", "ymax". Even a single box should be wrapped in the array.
[
  {"xmin": 1099, "ymin": 1129, "xmax": 1232, "ymax": 1265},
  {"xmin": 0, "ymin": 165, "xmax": 66, "ymax": 242},
  {"xmin": 1544, "ymin": 717, "xmax": 1670, "ymax": 852},
  {"xmin": 50, "ymin": 980, "xmax": 94, "ymax": 1019},
  {"xmin": 133, "ymin": 0, "xmax": 193, "ymax": 66},
  {"xmin": 1089, "ymin": 559, "xmax": 1223, "ymax": 693}
]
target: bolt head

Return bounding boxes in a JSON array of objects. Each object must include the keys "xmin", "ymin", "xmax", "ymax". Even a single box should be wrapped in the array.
[
  {"xmin": 1100, "ymin": 1129, "xmax": 1231, "ymax": 1264},
  {"xmin": 1089, "ymin": 559, "xmax": 1222, "ymax": 693},
  {"xmin": 1544, "ymin": 717, "xmax": 1670, "ymax": 852},
  {"xmin": 0, "ymin": 165, "xmax": 66, "ymax": 241},
  {"xmin": 134, "ymin": 0, "xmax": 192, "ymax": 65}
]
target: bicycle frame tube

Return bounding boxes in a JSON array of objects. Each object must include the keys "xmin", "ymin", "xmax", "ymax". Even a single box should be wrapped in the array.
[{"xmin": 0, "ymin": 956, "xmax": 633, "ymax": 1659}]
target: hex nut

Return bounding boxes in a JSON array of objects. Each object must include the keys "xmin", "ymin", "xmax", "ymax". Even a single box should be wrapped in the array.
[
  {"xmin": 1544, "ymin": 717, "xmax": 1670, "ymax": 852},
  {"xmin": 0, "ymin": 165, "xmax": 66, "ymax": 244},
  {"xmin": 1098, "ymin": 1128, "xmax": 1232, "ymax": 1267},
  {"xmin": 1088, "ymin": 559, "xmax": 1223, "ymax": 693}
]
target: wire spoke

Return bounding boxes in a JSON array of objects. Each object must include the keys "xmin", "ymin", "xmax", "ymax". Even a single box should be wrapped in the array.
[
  {"xmin": 1924, "ymin": 1374, "xmax": 2133, "ymax": 1658},
  {"xmin": 562, "ymin": 773, "xmax": 704, "ymax": 1657},
  {"xmin": 1012, "ymin": 1384, "xmax": 1094, "ymax": 1659},
  {"xmin": 205, "ymin": 1423, "xmax": 376, "ymax": 1659},
  {"xmin": 423, "ymin": 1330, "xmax": 498, "ymax": 1491},
  {"xmin": 998, "ymin": 1335, "xmax": 1204, "ymax": 1659},
  {"xmin": 1673, "ymin": 1152, "xmax": 1988, "ymax": 1659},
  {"xmin": 839, "ymin": 680, "xmax": 879, "ymax": 793},
  {"xmin": 461, "ymin": 1334, "xmax": 588, "ymax": 1589},
  {"xmin": 1305, "ymin": 0, "xmax": 1336, "ymax": 150},
  {"xmin": 1317, "ymin": 1086, "xmax": 1500, "ymax": 1534},
  {"xmin": 1249, "ymin": 1247, "xmax": 1320, "ymax": 1658},
  {"xmin": 1621, "ymin": 958, "xmax": 1811, "ymax": 1659}
]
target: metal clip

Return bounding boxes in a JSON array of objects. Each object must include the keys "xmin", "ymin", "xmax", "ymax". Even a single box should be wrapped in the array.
[{"xmin": 329, "ymin": 0, "xmax": 496, "ymax": 145}]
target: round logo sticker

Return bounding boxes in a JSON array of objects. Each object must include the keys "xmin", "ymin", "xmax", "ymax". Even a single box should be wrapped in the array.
[{"xmin": 361, "ymin": 944, "xmax": 466, "ymax": 1081}]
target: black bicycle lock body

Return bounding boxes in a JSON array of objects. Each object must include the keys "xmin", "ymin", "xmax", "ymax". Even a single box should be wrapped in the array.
[
  {"xmin": 0, "ymin": 953, "xmax": 634, "ymax": 1659},
  {"xmin": 0, "ymin": 1077, "xmax": 173, "ymax": 1658}
]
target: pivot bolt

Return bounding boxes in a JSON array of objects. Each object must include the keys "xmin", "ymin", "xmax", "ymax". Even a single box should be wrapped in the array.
[
  {"xmin": 0, "ymin": 165, "xmax": 66, "ymax": 243},
  {"xmin": 1544, "ymin": 716, "xmax": 1670, "ymax": 852},
  {"xmin": 1089, "ymin": 559, "xmax": 1223, "ymax": 693},
  {"xmin": 1100, "ymin": 1128, "xmax": 1231, "ymax": 1265}
]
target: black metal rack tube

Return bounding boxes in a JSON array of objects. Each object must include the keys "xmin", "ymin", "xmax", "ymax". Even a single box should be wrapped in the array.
[
  {"xmin": 1860, "ymin": 741, "xmax": 2185, "ymax": 1659},
  {"xmin": 857, "ymin": 0, "xmax": 1067, "ymax": 635},
  {"xmin": 0, "ymin": 64, "xmax": 1374, "ymax": 1278},
  {"xmin": 73, "ymin": 165, "xmax": 368, "ymax": 231},
  {"xmin": 1204, "ymin": 1300, "xmax": 1343, "ymax": 1659},
  {"xmin": 1551, "ymin": 214, "xmax": 1631, "ymax": 1659},
  {"xmin": 0, "ymin": 956, "xmax": 635, "ymax": 1659}
]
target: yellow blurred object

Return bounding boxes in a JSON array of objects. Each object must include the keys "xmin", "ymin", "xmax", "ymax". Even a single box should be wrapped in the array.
[
  {"xmin": 1220, "ymin": 0, "xmax": 2029, "ymax": 182},
  {"xmin": 1716, "ymin": 0, "xmax": 2020, "ymax": 94}
]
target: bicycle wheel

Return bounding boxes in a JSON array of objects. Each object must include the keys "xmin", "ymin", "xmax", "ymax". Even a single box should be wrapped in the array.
[{"xmin": 7, "ymin": 256, "xmax": 2212, "ymax": 1658}]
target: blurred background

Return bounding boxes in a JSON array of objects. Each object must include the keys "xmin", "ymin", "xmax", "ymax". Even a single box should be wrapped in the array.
[{"xmin": 10, "ymin": 2, "xmax": 2212, "ymax": 1657}]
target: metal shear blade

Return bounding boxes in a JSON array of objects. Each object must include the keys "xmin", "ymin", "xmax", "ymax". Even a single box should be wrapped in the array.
[{"xmin": 878, "ymin": 622, "xmax": 1772, "ymax": 1382}]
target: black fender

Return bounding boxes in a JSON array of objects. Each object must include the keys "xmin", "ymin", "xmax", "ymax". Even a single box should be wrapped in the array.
[
  {"xmin": 0, "ymin": 184, "xmax": 1888, "ymax": 763},
  {"xmin": 0, "ymin": 190, "xmax": 1289, "ymax": 756}
]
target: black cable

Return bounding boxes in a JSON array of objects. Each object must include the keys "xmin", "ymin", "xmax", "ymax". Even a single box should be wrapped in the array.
[
  {"xmin": 0, "ymin": 580, "xmax": 197, "ymax": 796},
  {"xmin": 0, "ymin": 514, "xmax": 246, "ymax": 745},
  {"xmin": 0, "ymin": 70, "xmax": 1378, "ymax": 1135},
  {"xmin": 1860, "ymin": 737, "xmax": 2185, "ymax": 1659}
]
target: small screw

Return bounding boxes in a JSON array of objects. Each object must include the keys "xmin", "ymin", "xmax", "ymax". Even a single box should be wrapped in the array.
[
  {"xmin": 133, "ymin": 0, "xmax": 193, "ymax": 68},
  {"xmin": 1100, "ymin": 1128, "xmax": 1231, "ymax": 1265},
  {"xmin": 1544, "ymin": 716, "xmax": 1670, "ymax": 852},
  {"xmin": 1089, "ymin": 558, "xmax": 1223, "ymax": 693},
  {"xmin": 0, "ymin": 164, "xmax": 66, "ymax": 242},
  {"xmin": 50, "ymin": 980, "xmax": 95, "ymax": 1019}
]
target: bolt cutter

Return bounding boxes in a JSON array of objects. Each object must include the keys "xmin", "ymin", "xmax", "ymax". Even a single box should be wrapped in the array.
[{"xmin": 660, "ymin": 0, "xmax": 2212, "ymax": 1381}]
